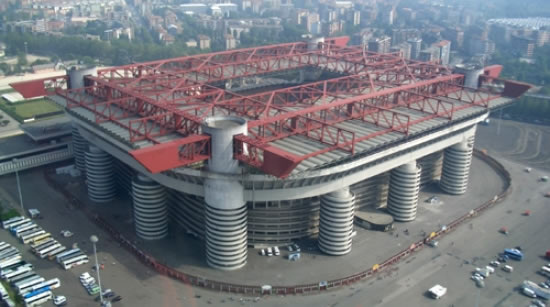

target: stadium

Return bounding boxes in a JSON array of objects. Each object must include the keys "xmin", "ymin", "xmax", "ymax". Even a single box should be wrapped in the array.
[{"xmin": 11, "ymin": 36, "xmax": 531, "ymax": 271}]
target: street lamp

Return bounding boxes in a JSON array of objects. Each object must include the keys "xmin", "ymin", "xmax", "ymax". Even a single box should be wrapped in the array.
[
  {"xmin": 90, "ymin": 235, "xmax": 105, "ymax": 305},
  {"xmin": 12, "ymin": 159, "xmax": 24, "ymax": 214}
]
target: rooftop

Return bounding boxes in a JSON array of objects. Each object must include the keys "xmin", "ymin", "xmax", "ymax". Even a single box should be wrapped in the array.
[{"xmin": 40, "ymin": 38, "xmax": 529, "ymax": 178}]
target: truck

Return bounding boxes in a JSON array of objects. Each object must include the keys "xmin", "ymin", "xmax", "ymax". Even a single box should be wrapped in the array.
[
  {"xmin": 428, "ymin": 284, "xmax": 447, "ymax": 299},
  {"xmin": 504, "ymin": 248, "xmax": 524, "ymax": 261}
]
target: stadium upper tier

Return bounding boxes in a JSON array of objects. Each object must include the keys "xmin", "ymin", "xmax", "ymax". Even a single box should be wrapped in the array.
[{"xmin": 11, "ymin": 37, "xmax": 530, "ymax": 181}]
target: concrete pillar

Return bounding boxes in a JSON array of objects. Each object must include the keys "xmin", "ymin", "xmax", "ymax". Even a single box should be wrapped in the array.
[
  {"xmin": 387, "ymin": 161, "xmax": 421, "ymax": 222},
  {"xmin": 202, "ymin": 116, "xmax": 248, "ymax": 270},
  {"xmin": 440, "ymin": 139, "xmax": 474, "ymax": 195},
  {"xmin": 72, "ymin": 124, "xmax": 88, "ymax": 172},
  {"xmin": 132, "ymin": 174, "xmax": 168, "ymax": 240},
  {"xmin": 318, "ymin": 187, "xmax": 355, "ymax": 256},
  {"xmin": 85, "ymin": 145, "xmax": 116, "ymax": 203}
]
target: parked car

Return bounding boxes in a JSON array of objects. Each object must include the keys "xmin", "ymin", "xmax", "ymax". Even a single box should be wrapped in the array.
[
  {"xmin": 287, "ymin": 245, "xmax": 293, "ymax": 252},
  {"xmin": 53, "ymin": 296, "xmax": 67, "ymax": 306},
  {"xmin": 273, "ymin": 246, "xmax": 280, "ymax": 256},
  {"xmin": 259, "ymin": 249, "xmax": 265, "ymax": 256},
  {"xmin": 490, "ymin": 261, "xmax": 500, "ymax": 267},
  {"xmin": 292, "ymin": 244, "xmax": 301, "ymax": 252},
  {"xmin": 60, "ymin": 230, "xmax": 73, "ymax": 237}
]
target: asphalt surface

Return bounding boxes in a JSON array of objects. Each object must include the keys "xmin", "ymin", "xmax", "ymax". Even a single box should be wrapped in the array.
[{"xmin": 0, "ymin": 119, "xmax": 548, "ymax": 307}]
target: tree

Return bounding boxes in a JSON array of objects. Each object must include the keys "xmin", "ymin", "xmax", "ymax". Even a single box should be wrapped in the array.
[{"xmin": 16, "ymin": 52, "xmax": 27, "ymax": 66}]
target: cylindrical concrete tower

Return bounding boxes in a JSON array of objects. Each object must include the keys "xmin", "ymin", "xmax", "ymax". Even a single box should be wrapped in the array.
[
  {"xmin": 132, "ymin": 174, "xmax": 168, "ymax": 240},
  {"xmin": 318, "ymin": 188, "xmax": 355, "ymax": 256},
  {"xmin": 440, "ymin": 140, "xmax": 473, "ymax": 195},
  {"xmin": 202, "ymin": 116, "xmax": 248, "ymax": 270},
  {"xmin": 85, "ymin": 145, "xmax": 116, "ymax": 203},
  {"xmin": 72, "ymin": 124, "xmax": 88, "ymax": 172},
  {"xmin": 387, "ymin": 161, "xmax": 421, "ymax": 222},
  {"xmin": 67, "ymin": 66, "xmax": 97, "ymax": 89}
]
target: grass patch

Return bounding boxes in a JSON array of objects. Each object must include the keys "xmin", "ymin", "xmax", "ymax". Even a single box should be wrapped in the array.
[
  {"xmin": 0, "ymin": 89, "xmax": 16, "ymax": 95},
  {"xmin": 0, "ymin": 97, "xmax": 62, "ymax": 122},
  {"xmin": 0, "ymin": 208, "xmax": 20, "ymax": 221}
]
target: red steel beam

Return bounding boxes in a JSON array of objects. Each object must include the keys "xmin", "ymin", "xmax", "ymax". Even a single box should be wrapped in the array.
[
  {"xmin": 130, "ymin": 135, "xmax": 211, "ymax": 173},
  {"xmin": 10, "ymin": 75, "xmax": 67, "ymax": 99}
]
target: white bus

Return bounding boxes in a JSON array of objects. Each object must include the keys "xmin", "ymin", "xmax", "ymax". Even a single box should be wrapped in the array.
[
  {"xmin": 0, "ymin": 247, "xmax": 19, "ymax": 259},
  {"xmin": 30, "ymin": 238, "xmax": 54, "ymax": 250},
  {"xmin": 11, "ymin": 223, "xmax": 36, "ymax": 236},
  {"xmin": 31, "ymin": 240, "xmax": 56, "ymax": 253},
  {"xmin": 24, "ymin": 290, "xmax": 52, "ymax": 307},
  {"xmin": 8, "ymin": 271, "xmax": 35, "ymax": 284},
  {"xmin": 0, "ymin": 256, "xmax": 22, "ymax": 269},
  {"xmin": 1, "ymin": 261, "xmax": 30, "ymax": 275},
  {"xmin": 46, "ymin": 246, "xmax": 66, "ymax": 261},
  {"xmin": 21, "ymin": 231, "xmax": 46, "ymax": 244},
  {"xmin": 7, "ymin": 218, "xmax": 31, "ymax": 230},
  {"xmin": 0, "ymin": 242, "xmax": 10, "ymax": 251},
  {"xmin": 2, "ymin": 216, "xmax": 24, "ymax": 229},
  {"xmin": 55, "ymin": 248, "xmax": 81, "ymax": 263},
  {"xmin": 0, "ymin": 282, "xmax": 9, "ymax": 300},
  {"xmin": 16, "ymin": 277, "xmax": 45, "ymax": 294},
  {"xmin": 57, "ymin": 252, "xmax": 84, "ymax": 265},
  {"xmin": 29, "ymin": 233, "xmax": 51, "ymax": 245},
  {"xmin": 30, "ymin": 237, "xmax": 53, "ymax": 249},
  {"xmin": 28, "ymin": 278, "xmax": 61, "ymax": 293},
  {"xmin": 15, "ymin": 227, "xmax": 42, "ymax": 239},
  {"xmin": 1, "ymin": 264, "xmax": 32, "ymax": 280},
  {"xmin": 63, "ymin": 255, "xmax": 89, "ymax": 270},
  {"xmin": 36, "ymin": 243, "xmax": 62, "ymax": 259},
  {"xmin": 12, "ymin": 274, "xmax": 40, "ymax": 287}
]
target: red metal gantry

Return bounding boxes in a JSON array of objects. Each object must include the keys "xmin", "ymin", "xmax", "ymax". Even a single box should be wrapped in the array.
[{"xmin": 11, "ymin": 36, "xmax": 531, "ymax": 178}]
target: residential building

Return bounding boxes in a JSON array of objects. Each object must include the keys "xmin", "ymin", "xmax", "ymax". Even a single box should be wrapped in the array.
[
  {"xmin": 407, "ymin": 37, "xmax": 422, "ymax": 60},
  {"xmin": 198, "ymin": 35, "xmax": 211, "ymax": 50},
  {"xmin": 511, "ymin": 35, "xmax": 535, "ymax": 58},
  {"xmin": 432, "ymin": 40, "xmax": 451, "ymax": 65},
  {"xmin": 367, "ymin": 36, "xmax": 391, "ymax": 54},
  {"xmin": 225, "ymin": 34, "xmax": 237, "ymax": 50}
]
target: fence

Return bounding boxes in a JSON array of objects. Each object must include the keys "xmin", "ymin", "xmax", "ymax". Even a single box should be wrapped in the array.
[{"xmin": 43, "ymin": 149, "xmax": 511, "ymax": 296}]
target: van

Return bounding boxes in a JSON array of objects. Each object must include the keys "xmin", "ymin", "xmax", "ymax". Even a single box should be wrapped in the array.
[
  {"xmin": 503, "ymin": 265, "xmax": 513, "ymax": 272},
  {"xmin": 267, "ymin": 247, "xmax": 273, "ymax": 256},
  {"xmin": 522, "ymin": 287, "xmax": 537, "ymax": 298}
]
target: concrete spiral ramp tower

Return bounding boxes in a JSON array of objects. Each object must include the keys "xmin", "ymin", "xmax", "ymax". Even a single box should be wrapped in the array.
[
  {"xmin": 85, "ymin": 145, "xmax": 116, "ymax": 203},
  {"xmin": 387, "ymin": 162, "xmax": 421, "ymax": 222},
  {"xmin": 132, "ymin": 174, "xmax": 168, "ymax": 240},
  {"xmin": 440, "ymin": 140, "xmax": 474, "ymax": 195},
  {"xmin": 318, "ymin": 188, "xmax": 355, "ymax": 256},
  {"xmin": 71, "ymin": 125, "xmax": 88, "ymax": 172},
  {"xmin": 202, "ymin": 116, "xmax": 248, "ymax": 270}
]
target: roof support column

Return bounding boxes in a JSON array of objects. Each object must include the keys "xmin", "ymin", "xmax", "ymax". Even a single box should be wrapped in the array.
[
  {"xmin": 387, "ymin": 161, "xmax": 421, "ymax": 222},
  {"xmin": 132, "ymin": 174, "xmax": 168, "ymax": 240},
  {"xmin": 72, "ymin": 123, "xmax": 88, "ymax": 173},
  {"xmin": 440, "ymin": 127, "xmax": 476, "ymax": 195},
  {"xmin": 202, "ymin": 116, "xmax": 248, "ymax": 270},
  {"xmin": 318, "ymin": 187, "xmax": 355, "ymax": 256},
  {"xmin": 85, "ymin": 145, "xmax": 116, "ymax": 203}
]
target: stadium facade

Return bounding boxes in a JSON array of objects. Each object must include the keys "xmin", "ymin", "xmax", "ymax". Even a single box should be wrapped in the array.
[{"xmin": 11, "ymin": 36, "xmax": 530, "ymax": 270}]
